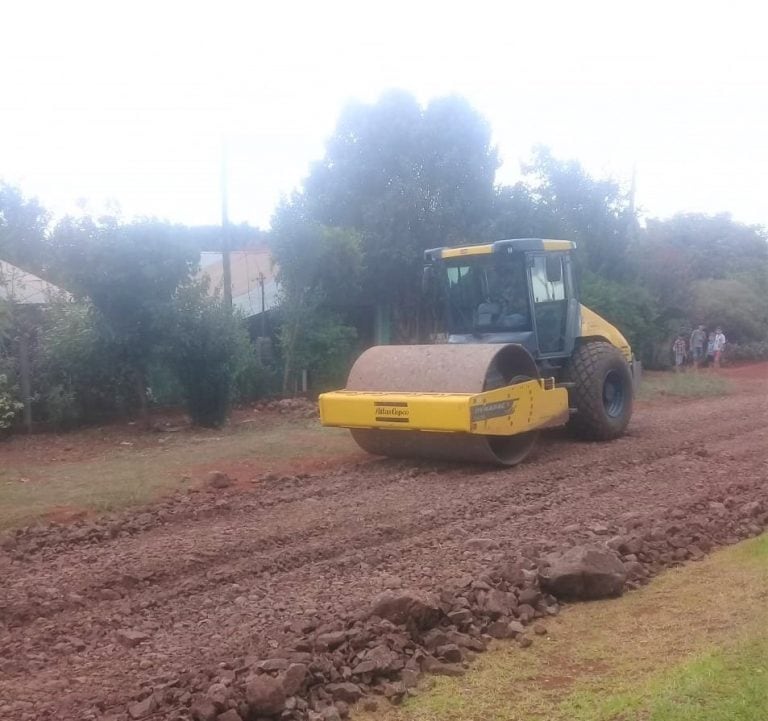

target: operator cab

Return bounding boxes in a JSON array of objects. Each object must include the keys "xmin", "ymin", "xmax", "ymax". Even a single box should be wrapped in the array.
[{"xmin": 423, "ymin": 238, "xmax": 581, "ymax": 361}]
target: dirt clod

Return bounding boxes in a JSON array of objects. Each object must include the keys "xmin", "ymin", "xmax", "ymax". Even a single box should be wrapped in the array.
[
  {"xmin": 480, "ymin": 589, "xmax": 518, "ymax": 618},
  {"xmin": 281, "ymin": 663, "xmax": 308, "ymax": 696},
  {"xmin": 190, "ymin": 696, "xmax": 218, "ymax": 721},
  {"xmin": 116, "ymin": 630, "xmax": 151, "ymax": 648},
  {"xmin": 370, "ymin": 589, "xmax": 442, "ymax": 630},
  {"xmin": 486, "ymin": 620, "xmax": 512, "ymax": 639},
  {"xmin": 245, "ymin": 675, "xmax": 285, "ymax": 716},
  {"xmin": 216, "ymin": 710, "xmax": 242, "ymax": 721},
  {"xmin": 320, "ymin": 706, "xmax": 342, "ymax": 721},
  {"xmin": 127, "ymin": 695, "xmax": 157, "ymax": 719},
  {"xmin": 207, "ymin": 470, "xmax": 234, "ymax": 489},
  {"xmin": 539, "ymin": 546, "xmax": 627, "ymax": 600},
  {"xmin": 325, "ymin": 683, "xmax": 363, "ymax": 703}
]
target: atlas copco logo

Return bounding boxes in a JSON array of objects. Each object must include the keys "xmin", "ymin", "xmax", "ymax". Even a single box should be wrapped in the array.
[{"xmin": 374, "ymin": 401, "xmax": 409, "ymax": 423}]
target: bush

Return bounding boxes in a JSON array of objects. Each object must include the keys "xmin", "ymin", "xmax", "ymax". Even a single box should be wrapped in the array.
[
  {"xmin": 167, "ymin": 284, "xmax": 254, "ymax": 427},
  {"xmin": 580, "ymin": 272, "xmax": 664, "ymax": 366},
  {"xmin": 43, "ymin": 384, "xmax": 79, "ymax": 429},
  {"xmin": 145, "ymin": 361, "xmax": 185, "ymax": 407},
  {"xmin": 34, "ymin": 303, "xmax": 136, "ymax": 426},
  {"xmin": 690, "ymin": 279, "xmax": 768, "ymax": 344},
  {"xmin": 0, "ymin": 373, "xmax": 23, "ymax": 431},
  {"xmin": 278, "ymin": 309, "xmax": 358, "ymax": 393},
  {"xmin": 725, "ymin": 341, "xmax": 768, "ymax": 363},
  {"xmin": 232, "ymin": 335, "xmax": 278, "ymax": 403}
]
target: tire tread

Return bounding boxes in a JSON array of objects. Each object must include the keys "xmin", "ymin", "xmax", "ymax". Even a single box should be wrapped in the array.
[{"xmin": 564, "ymin": 341, "xmax": 632, "ymax": 440}]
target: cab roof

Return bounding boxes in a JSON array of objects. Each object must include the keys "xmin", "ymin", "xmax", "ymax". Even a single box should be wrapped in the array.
[{"xmin": 425, "ymin": 238, "xmax": 575, "ymax": 262}]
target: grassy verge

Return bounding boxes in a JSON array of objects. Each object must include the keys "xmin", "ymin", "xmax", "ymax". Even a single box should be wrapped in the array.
[
  {"xmin": 360, "ymin": 533, "xmax": 768, "ymax": 721},
  {"xmin": 0, "ymin": 420, "xmax": 354, "ymax": 529},
  {"xmin": 637, "ymin": 371, "xmax": 733, "ymax": 401}
]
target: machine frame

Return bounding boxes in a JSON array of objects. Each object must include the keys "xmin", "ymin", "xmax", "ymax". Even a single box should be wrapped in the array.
[{"xmin": 318, "ymin": 238, "xmax": 637, "ymax": 465}]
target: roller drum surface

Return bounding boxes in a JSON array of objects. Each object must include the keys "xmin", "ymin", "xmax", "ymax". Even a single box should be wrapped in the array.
[
  {"xmin": 346, "ymin": 344, "xmax": 540, "ymax": 466},
  {"xmin": 350, "ymin": 428, "xmax": 538, "ymax": 466}
]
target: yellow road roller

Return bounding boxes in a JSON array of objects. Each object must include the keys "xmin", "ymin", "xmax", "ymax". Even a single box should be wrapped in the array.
[{"xmin": 319, "ymin": 238, "xmax": 639, "ymax": 465}]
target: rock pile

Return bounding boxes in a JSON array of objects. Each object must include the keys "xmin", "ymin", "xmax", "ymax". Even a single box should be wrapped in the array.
[{"xmin": 125, "ymin": 490, "xmax": 768, "ymax": 720}]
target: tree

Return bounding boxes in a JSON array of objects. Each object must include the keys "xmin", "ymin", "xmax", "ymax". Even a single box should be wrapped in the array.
[
  {"xmin": 490, "ymin": 183, "xmax": 542, "ymax": 240},
  {"xmin": 0, "ymin": 183, "xmax": 49, "ymax": 274},
  {"xmin": 281, "ymin": 91, "xmax": 499, "ymax": 341},
  {"xmin": 271, "ymin": 213, "xmax": 362, "ymax": 391},
  {"xmin": 642, "ymin": 213, "xmax": 768, "ymax": 282},
  {"xmin": 166, "ymin": 281, "xmax": 248, "ymax": 427},
  {"xmin": 579, "ymin": 271, "xmax": 664, "ymax": 365},
  {"xmin": 490, "ymin": 148, "xmax": 668, "ymax": 362},
  {"xmin": 48, "ymin": 215, "xmax": 199, "ymax": 418},
  {"xmin": 513, "ymin": 146, "xmax": 635, "ymax": 279},
  {"xmin": 637, "ymin": 213, "xmax": 768, "ymax": 342},
  {"xmin": 690, "ymin": 278, "xmax": 767, "ymax": 343}
]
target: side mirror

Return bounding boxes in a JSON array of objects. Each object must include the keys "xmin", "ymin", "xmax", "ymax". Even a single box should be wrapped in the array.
[
  {"xmin": 422, "ymin": 265, "xmax": 436, "ymax": 295},
  {"xmin": 545, "ymin": 255, "xmax": 563, "ymax": 283}
]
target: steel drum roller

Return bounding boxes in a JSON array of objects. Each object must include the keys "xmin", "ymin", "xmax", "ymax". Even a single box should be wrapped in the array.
[{"xmin": 346, "ymin": 344, "xmax": 540, "ymax": 465}]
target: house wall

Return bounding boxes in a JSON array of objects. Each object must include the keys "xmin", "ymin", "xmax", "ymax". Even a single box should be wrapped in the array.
[{"xmin": 199, "ymin": 249, "xmax": 279, "ymax": 318}]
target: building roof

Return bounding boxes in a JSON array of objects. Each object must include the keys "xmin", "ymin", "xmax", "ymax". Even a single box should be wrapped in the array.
[
  {"xmin": 200, "ymin": 248, "xmax": 279, "ymax": 318},
  {"xmin": 0, "ymin": 260, "xmax": 70, "ymax": 305}
]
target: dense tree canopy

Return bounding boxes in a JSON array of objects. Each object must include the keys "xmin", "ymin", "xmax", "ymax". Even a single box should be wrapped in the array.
[
  {"xmin": 46, "ymin": 216, "xmax": 200, "ymax": 415},
  {"xmin": 0, "ymin": 183, "xmax": 49, "ymax": 273},
  {"xmin": 517, "ymin": 146, "xmax": 635, "ymax": 278},
  {"xmin": 0, "ymin": 193, "xmax": 268, "ymax": 428},
  {"xmin": 280, "ymin": 91, "xmax": 499, "ymax": 340}
]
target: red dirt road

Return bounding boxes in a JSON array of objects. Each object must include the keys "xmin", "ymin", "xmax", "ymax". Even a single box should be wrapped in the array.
[{"xmin": 1, "ymin": 381, "xmax": 767, "ymax": 720}]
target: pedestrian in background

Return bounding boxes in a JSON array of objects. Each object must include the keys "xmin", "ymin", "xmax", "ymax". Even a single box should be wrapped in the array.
[
  {"xmin": 689, "ymin": 325, "xmax": 706, "ymax": 370},
  {"xmin": 713, "ymin": 327, "xmax": 726, "ymax": 368},
  {"xmin": 706, "ymin": 331, "xmax": 716, "ymax": 367},
  {"xmin": 672, "ymin": 335, "xmax": 687, "ymax": 372}
]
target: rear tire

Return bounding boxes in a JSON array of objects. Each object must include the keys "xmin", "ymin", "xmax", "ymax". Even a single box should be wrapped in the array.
[{"xmin": 563, "ymin": 341, "xmax": 633, "ymax": 440}]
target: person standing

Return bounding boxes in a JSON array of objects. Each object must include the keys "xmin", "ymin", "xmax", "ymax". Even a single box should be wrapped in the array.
[
  {"xmin": 713, "ymin": 327, "xmax": 727, "ymax": 368},
  {"xmin": 672, "ymin": 335, "xmax": 687, "ymax": 372},
  {"xmin": 689, "ymin": 325, "xmax": 706, "ymax": 370},
  {"xmin": 706, "ymin": 331, "xmax": 716, "ymax": 367}
]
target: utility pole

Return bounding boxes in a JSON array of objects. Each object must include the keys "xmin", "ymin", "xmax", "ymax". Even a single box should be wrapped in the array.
[
  {"xmin": 17, "ymin": 323, "xmax": 32, "ymax": 433},
  {"xmin": 221, "ymin": 138, "xmax": 233, "ymax": 311},
  {"xmin": 258, "ymin": 272, "xmax": 266, "ymax": 337}
]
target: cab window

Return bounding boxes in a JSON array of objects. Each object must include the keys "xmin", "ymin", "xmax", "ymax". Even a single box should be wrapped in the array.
[
  {"xmin": 530, "ymin": 255, "xmax": 565, "ymax": 302},
  {"xmin": 530, "ymin": 254, "xmax": 567, "ymax": 353}
]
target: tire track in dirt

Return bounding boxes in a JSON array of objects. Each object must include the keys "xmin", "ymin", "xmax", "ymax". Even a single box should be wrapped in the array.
[
  {"xmin": 1, "ymin": 395, "xmax": 763, "ymax": 632},
  {"xmin": 1, "ymin": 413, "xmax": 762, "ymax": 650}
]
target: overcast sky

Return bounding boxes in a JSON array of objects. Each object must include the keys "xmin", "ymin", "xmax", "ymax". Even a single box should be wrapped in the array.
[{"xmin": 2, "ymin": 1, "xmax": 767, "ymax": 230}]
